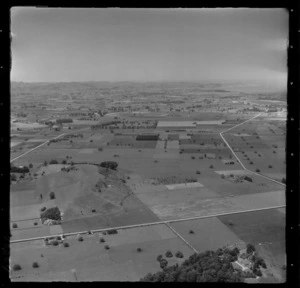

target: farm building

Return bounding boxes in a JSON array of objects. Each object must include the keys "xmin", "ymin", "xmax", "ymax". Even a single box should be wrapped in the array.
[
  {"xmin": 206, "ymin": 153, "xmax": 216, "ymax": 159},
  {"xmin": 136, "ymin": 133, "xmax": 159, "ymax": 141},
  {"xmin": 157, "ymin": 121, "xmax": 196, "ymax": 129}
]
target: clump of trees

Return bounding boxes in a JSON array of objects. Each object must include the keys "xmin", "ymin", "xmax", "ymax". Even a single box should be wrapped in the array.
[
  {"xmin": 49, "ymin": 160, "xmax": 58, "ymax": 165},
  {"xmin": 165, "ymin": 250, "xmax": 173, "ymax": 258},
  {"xmin": 100, "ymin": 161, "xmax": 118, "ymax": 170},
  {"xmin": 10, "ymin": 165, "xmax": 29, "ymax": 173},
  {"xmin": 141, "ymin": 248, "xmax": 243, "ymax": 282},
  {"xmin": 175, "ymin": 251, "xmax": 184, "ymax": 258},
  {"xmin": 40, "ymin": 207, "xmax": 61, "ymax": 223}
]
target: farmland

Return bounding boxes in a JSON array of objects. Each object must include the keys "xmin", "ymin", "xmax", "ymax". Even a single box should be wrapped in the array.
[{"xmin": 10, "ymin": 82, "xmax": 286, "ymax": 282}]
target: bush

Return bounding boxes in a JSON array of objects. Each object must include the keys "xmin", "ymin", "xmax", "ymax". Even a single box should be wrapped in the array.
[
  {"xmin": 99, "ymin": 238, "xmax": 105, "ymax": 243},
  {"xmin": 107, "ymin": 229, "xmax": 118, "ymax": 235},
  {"xmin": 12, "ymin": 223, "xmax": 18, "ymax": 228},
  {"xmin": 189, "ymin": 230, "xmax": 195, "ymax": 234},
  {"xmin": 268, "ymin": 165, "xmax": 272, "ymax": 168},
  {"xmin": 165, "ymin": 250, "xmax": 173, "ymax": 258},
  {"xmin": 12, "ymin": 264, "xmax": 22, "ymax": 271},
  {"xmin": 63, "ymin": 242, "xmax": 69, "ymax": 247},
  {"xmin": 34, "ymin": 222, "xmax": 38, "ymax": 226},
  {"xmin": 137, "ymin": 248, "xmax": 142, "ymax": 252},
  {"xmin": 175, "ymin": 251, "xmax": 184, "ymax": 258},
  {"xmin": 78, "ymin": 236, "xmax": 83, "ymax": 242},
  {"xmin": 196, "ymin": 170, "xmax": 201, "ymax": 175},
  {"xmin": 49, "ymin": 192, "xmax": 55, "ymax": 199},
  {"xmin": 52, "ymin": 240, "xmax": 59, "ymax": 246},
  {"xmin": 32, "ymin": 262, "xmax": 39, "ymax": 268},
  {"xmin": 191, "ymin": 156, "xmax": 195, "ymax": 160},
  {"xmin": 105, "ymin": 245, "xmax": 110, "ymax": 250},
  {"xmin": 92, "ymin": 209, "xmax": 96, "ymax": 213},
  {"xmin": 40, "ymin": 207, "xmax": 61, "ymax": 222},
  {"xmin": 100, "ymin": 161, "xmax": 118, "ymax": 170},
  {"xmin": 40, "ymin": 207, "xmax": 46, "ymax": 212},
  {"xmin": 255, "ymin": 168, "xmax": 260, "ymax": 173},
  {"xmin": 249, "ymin": 161, "xmax": 253, "ymax": 165},
  {"xmin": 209, "ymin": 165, "xmax": 214, "ymax": 169}
]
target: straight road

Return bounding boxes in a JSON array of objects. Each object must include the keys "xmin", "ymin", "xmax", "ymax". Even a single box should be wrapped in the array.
[
  {"xmin": 220, "ymin": 113, "xmax": 286, "ymax": 187},
  {"xmin": 10, "ymin": 204, "xmax": 285, "ymax": 244}
]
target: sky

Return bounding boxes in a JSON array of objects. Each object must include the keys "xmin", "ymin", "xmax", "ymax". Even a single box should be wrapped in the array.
[{"xmin": 11, "ymin": 8, "xmax": 288, "ymax": 89}]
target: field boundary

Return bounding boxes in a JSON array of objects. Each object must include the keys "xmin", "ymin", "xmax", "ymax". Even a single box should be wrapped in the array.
[
  {"xmin": 165, "ymin": 222, "xmax": 198, "ymax": 253},
  {"xmin": 10, "ymin": 205, "xmax": 285, "ymax": 244},
  {"xmin": 220, "ymin": 113, "xmax": 286, "ymax": 187}
]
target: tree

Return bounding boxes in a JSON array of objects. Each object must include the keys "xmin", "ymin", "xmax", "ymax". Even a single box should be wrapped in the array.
[
  {"xmin": 29, "ymin": 163, "xmax": 33, "ymax": 169},
  {"xmin": 49, "ymin": 159, "xmax": 58, "ymax": 165},
  {"xmin": 165, "ymin": 251, "xmax": 173, "ymax": 258},
  {"xmin": 12, "ymin": 223, "xmax": 18, "ymax": 228},
  {"xmin": 12, "ymin": 264, "xmax": 22, "ymax": 271},
  {"xmin": 246, "ymin": 243, "xmax": 256, "ymax": 254},
  {"xmin": 49, "ymin": 192, "xmax": 55, "ymax": 200},
  {"xmin": 32, "ymin": 262, "xmax": 39, "ymax": 268},
  {"xmin": 44, "ymin": 160, "xmax": 48, "ymax": 166}
]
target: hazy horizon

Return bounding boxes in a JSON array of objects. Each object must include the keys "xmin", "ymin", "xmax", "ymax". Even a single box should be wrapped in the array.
[{"xmin": 11, "ymin": 8, "xmax": 288, "ymax": 91}]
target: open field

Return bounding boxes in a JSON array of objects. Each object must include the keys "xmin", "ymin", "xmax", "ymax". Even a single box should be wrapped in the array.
[
  {"xmin": 10, "ymin": 225, "xmax": 193, "ymax": 281},
  {"xmin": 10, "ymin": 81, "xmax": 286, "ymax": 282}
]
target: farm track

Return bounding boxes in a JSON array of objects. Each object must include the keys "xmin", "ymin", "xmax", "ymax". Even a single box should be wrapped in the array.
[
  {"xmin": 10, "ymin": 205, "xmax": 285, "ymax": 243},
  {"xmin": 219, "ymin": 113, "xmax": 286, "ymax": 187}
]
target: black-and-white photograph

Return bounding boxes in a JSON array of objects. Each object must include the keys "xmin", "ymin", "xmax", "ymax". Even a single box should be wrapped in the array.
[{"xmin": 10, "ymin": 8, "xmax": 287, "ymax": 282}]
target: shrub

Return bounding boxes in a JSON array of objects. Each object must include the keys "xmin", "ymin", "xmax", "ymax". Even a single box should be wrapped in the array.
[
  {"xmin": 78, "ymin": 236, "xmax": 83, "ymax": 242},
  {"xmin": 175, "ymin": 251, "xmax": 184, "ymax": 258},
  {"xmin": 49, "ymin": 192, "xmax": 55, "ymax": 199},
  {"xmin": 137, "ymin": 248, "xmax": 142, "ymax": 252},
  {"xmin": 249, "ymin": 161, "xmax": 253, "ymax": 165},
  {"xmin": 165, "ymin": 250, "xmax": 173, "ymax": 258},
  {"xmin": 34, "ymin": 222, "xmax": 38, "ymax": 226},
  {"xmin": 105, "ymin": 245, "xmax": 110, "ymax": 250},
  {"xmin": 52, "ymin": 240, "xmax": 59, "ymax": 246},
  {"xmin": 107, "ymin": 229, "xmax": 118, "ymax": 235},
  {"xmin": 100, "ymin": 161, "xmax": 118, "ymax": 170},
  {"xmin": 268, "ymin": 165, "xmax": 272, "ymax": 168},
  {"xmin": 32, "ymin": 262, "xmax": 39, "ymax": 268},
  {"xmin": 189, "ymin": 229, "xmax": 195, "ymax": 234},
  {"xmin": 40, "ymin": 207, "xmax": 46, "ymax": 212},
  {"xmin": 92, "ymin": 209, "xmax": 96, "ymax": 213},
  {"xmin": 12, "ymin": 223, "xmax": 18, "ymax": 228},
  {"xmin": 196, "ymin": 170, "xmax": 201, "ymax": 175},
  {"xmin": 12, "ymin": 264, "xmax": 22, "ymax": 271},
  {"xmin": 63, "ymin": 242, "xmax": 69, "ymax": 247},
  {"xmin": 40, "ymin": 207, "xmax": 61, "ymax": 222},
  {"xmin": 62, "ymin": 159, "xmax": 67, "ymax": 164},
  {"xmin": 209, "ymin": 165, "xmax": 214, "ymax": 169},
  {"xmin": 255, "ymin": 168, "xmax": 260, "ymax": 173},
  {"xmin": 191, "ymin": 156, "xmax": 195, "ymax": 160},
  {"xmin": 29, "ymin": 163, "xmax": 33, "ymax": 169},
  {"xmin": 99, "ymin": 238, "xmax": 105, "ymax": 243}
]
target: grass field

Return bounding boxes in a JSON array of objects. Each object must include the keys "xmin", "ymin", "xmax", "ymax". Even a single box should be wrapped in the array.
[{"xmin": 10, "ymin": 225, "xmax": 193, "ymax": 281}]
